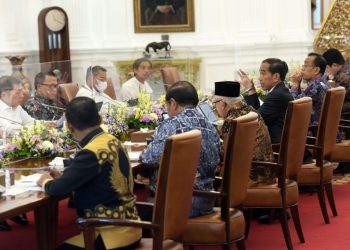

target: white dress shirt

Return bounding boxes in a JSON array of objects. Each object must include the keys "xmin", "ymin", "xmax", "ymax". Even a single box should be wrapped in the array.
[
  {"xmin": 75, "ymin": 84, "xmax": 122, "ymax": 113},
  {"xmin": 0, "ymin": 99, "xmax": 34, "ymax": 135},
  {"xmin": 120, "ymin": 77, "xmax": 153, "ymax": 102}
]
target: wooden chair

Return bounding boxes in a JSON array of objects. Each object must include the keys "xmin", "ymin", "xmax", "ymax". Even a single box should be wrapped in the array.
[
  {"xmin": 176, "ymin": 112, "xmax": 259, "ymax": 250},
  {"xmin": 57, "ymin": 82, "xmax": 79, "ymax": 106},
  {"xmin": 243, "ymin": 97, "xmax": 313, "ymax": 250},
  {"xmin": 77, "ymin": 130, "xmax": 202, "ymax": 250},
  {"xmin": 160, "ymin": 67, "xmax": 180, "ymax": 91},
  {"xmin": 297, "ymin": 87, "xmax": 346, "ymax": 224}
]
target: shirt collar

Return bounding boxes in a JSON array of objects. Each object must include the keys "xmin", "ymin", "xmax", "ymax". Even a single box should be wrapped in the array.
[
  {"xmin": 0, "ymin": 99, "xmax": 15, "ymax": 110},
  {"xmin": 79, "ymin": 127, "xmax": 104, "ymax": 148}
]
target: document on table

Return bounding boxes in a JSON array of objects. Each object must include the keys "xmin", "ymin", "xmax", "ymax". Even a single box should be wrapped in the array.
[
  {"xmin": 2, "ymin": 173, "xmax": 43, "ymax": 196},
  {"xmin": 128, "ymin": 151, "xmax": 142, "ymax": 162}
]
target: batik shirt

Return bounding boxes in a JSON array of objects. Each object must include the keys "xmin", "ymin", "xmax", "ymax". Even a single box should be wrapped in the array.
[
  {"xmin": 323, "ymin": 65, "xmax": 350, "ymax": 113},
  {"xmin": 221, "ymin": 101, "xmax": 275, "ymax": 183},
  {"xmin": 290, "ymin": 76, "xmax": 330, "ymax": 125},
  {"xmin": 140, "ymin": 107, "xmax": 220, "ymax": 217},
  {"xmin": 24, "ymin": 94, "xmax": 63, "ymax": 120}
]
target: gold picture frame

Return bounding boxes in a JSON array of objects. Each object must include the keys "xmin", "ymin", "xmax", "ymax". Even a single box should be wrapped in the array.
[{"xmin": 133, "ymin": 0, "xmax": 195, "ymax": 33}]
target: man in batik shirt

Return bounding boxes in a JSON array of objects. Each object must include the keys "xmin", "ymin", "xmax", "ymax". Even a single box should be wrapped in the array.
[
  {"xmin": 290, "ymin": 52, "xmax": 329, "ymax": 126},
  {"xmin": 213, "ymin": 81, "xmax": 275, "ymax": 184},
  {"xmin": 24, "ymin": 71, "xmax": 63, "ymax": 120},
  {"xmin": 140, "ymin": 81, "xmax": 220, "ymax": 217}
]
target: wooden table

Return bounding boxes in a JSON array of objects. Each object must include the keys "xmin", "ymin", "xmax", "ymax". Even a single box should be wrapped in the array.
[{"xmin": 0, "ymin": 191, "xmax": 58, "ymax": 250}]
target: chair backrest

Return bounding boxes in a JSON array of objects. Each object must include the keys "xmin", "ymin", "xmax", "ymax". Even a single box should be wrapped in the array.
[
  {"xmin": 57, "ymin": 82, "xmax": 79, "ymax": 106},
  {"xmin": 221, "ymin": 112, "xmax": 258, "ymax": 208},
  {"xmin": 153, "ymin": 130, "xmax": 202, "ymax": 245},
  {"xmin": 316, "ymin": 87, "xmax": 345, "ymax": 157},
  {"xmin": 104, "ymin": 77, "xmax": 116, "ymax": 100},
  {"xmin": 279, "ymin": 97, "xmax": 312, "ymax": 178},
  {"xmin": 160, "ymin": 67, "xmax": 181, "ymax": 91}
]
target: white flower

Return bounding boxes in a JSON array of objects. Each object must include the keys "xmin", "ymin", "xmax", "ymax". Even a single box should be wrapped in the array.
[{"xmin": 42, "ymin": 141, "xmax": 54, "ymax": 151}]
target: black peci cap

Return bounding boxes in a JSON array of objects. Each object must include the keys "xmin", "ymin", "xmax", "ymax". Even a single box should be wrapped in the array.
[{"xmin": 214, "ymin": 81, "xmax": 240, "ymax": 97}]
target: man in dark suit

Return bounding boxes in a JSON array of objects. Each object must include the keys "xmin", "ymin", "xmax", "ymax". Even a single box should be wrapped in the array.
[{"xmin": 238, "ymin": 58, "xmax": 293, "ymax": 144}]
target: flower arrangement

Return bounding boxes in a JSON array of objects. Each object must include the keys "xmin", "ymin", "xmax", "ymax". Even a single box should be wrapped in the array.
[
  {"xmin": 101, "ymin": 104, "xmax": 129, "ymax": 140},
  {"xmin": 0, "ymin": 121, "xmax": 71, "ymax": 164},
  {"xmin": 123, "ymin": 92, "xmax": 165, "ymax": 129}
]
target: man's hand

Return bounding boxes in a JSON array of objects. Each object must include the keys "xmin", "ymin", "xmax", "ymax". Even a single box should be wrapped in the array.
[
  {"xmin": 237, "ymin": 69, "xmax": 255, "ymax": 94},
  {"xmin": 37, "ymin": 172, "xmax": 53, "ymax": 187},
  {"xmin": 50, "ymin": 167, "xmax": 62, "ymax": 179},
  {"xmin": 290, "ymin": 70, "xmax": 302, "ymax": 86},
  {"xmin": 45, "ymin": 121, "xmax": 57, "ymax": 128}
]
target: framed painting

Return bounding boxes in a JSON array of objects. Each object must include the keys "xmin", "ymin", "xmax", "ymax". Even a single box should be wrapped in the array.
[{"xmin": 133, "ymin": 0, "xmax": 195, "ymax": 33}]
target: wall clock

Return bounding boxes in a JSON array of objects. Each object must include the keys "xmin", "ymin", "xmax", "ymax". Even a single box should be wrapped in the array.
[{"xmin": 38, "ymin": 6, "xmax": 72, "ymax": 82}]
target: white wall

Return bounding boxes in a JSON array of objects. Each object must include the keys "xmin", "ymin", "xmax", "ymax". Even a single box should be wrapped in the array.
[{"xmin": 0, "ymin": 0, "xmax": 317, "ymax": 92}]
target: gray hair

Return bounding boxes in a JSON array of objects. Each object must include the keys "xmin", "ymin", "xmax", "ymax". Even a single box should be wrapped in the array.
[{"xmin": 219, "ymin": 96, "xmax": 242, "ymax": 104}]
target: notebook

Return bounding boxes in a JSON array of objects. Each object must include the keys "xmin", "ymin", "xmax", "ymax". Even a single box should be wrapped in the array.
[{"xmin": 197, "ymin": 102, "xmax": 224, "ymax": 126}]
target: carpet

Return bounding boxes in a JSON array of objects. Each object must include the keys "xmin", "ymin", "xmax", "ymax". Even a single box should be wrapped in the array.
[{"xmin": 0, "ymin": 183, "xmax": 350, "ymax": 250}]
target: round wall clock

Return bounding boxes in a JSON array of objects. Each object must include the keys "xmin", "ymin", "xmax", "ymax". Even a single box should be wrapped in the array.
[{"xmin": 45, "ymin": 9, "xmax": 66, "ymax": 32}]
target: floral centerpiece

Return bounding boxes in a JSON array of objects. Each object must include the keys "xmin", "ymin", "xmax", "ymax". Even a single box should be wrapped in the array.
[
  {"xmin": 0, "ymin": 121, "xmax": 71, "ymax": 166},
  {"xmin": 124, "ymin": 92, "xmax": 165, "ymax": 129},
  {"xmin": 101, "ymin": 103, "xmax": 129, "ymax": 141}
]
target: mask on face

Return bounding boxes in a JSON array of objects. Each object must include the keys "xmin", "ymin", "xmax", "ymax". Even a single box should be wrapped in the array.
[{"xmin": 95, "ymin": 81, "xmax": 107, "ymax": 92}]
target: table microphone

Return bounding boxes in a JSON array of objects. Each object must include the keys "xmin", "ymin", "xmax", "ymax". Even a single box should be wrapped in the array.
[
  {"xmin": 0, "ymin": 116, "xmax": 23, "ymax": 125},
  {"xmin": 38, "ymin": 102, "xmax": 66, "ymax": 111}
]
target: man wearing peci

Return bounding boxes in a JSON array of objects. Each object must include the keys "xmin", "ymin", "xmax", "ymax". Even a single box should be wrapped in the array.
[{"xmin": 238, "ymin": 58, "xmax": 293, "ymax": 144}]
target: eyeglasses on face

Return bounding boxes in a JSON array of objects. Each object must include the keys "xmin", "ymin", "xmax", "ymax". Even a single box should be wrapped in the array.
[
  {"xmin": 40, "ymin": 83, "xmax": 59, "ymax": 89},
  {"xmin": 301, "ymin": 64, "xmax": 315, "ymax": 69}
]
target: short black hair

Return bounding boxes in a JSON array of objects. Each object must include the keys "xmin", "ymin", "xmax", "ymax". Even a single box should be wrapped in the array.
[
  {"xmin": 322, "ymin": 48, "xmax": 345, "ymax": 66},
  {"xmin": 262, "ymin": 58, "xmax": 289, "ymax": 81},
  {"xmin": 0, "ymin": 75, "xmax": 22, "ymax": 94},
  {"xmin": 34, "ymin": 71, "xmax": 56, "ymax": 90},
  {"xmin": 165, "ymin": 81, "xmax": 199, "ymax": 107},
  {"xmin": 66, "ymin": 97, "xmax": 101, "ymax": 130},
  {"xmin": 308, "ymin": 52, "xmax": 327, "ymax": 75},
  {"xmin": 132, "ymin": 58, "xmax": 152, "ymax": 70},
  {"xmin": 86, "ymin": 66, "xmax": 107, "ymax": 82}
]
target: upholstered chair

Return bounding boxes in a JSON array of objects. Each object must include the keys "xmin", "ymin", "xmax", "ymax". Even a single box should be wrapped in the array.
[
  {"xmin": 297, "ymin": 87, "xmax": 346, "ymax": 224},
  {"xmin": 57, "ymin": 83, "xmax": 79, "ymax": 106},
  {"xmin": 243, "ymin": 97, "xmax": 312, "ymax": 250},
  {"xmin": 160, "ymin": 67, "xmax": 180, "ymax": 91},
  {"xmin": 77, "ymin": 130, "xmax": 202, "ymax": 250},
  {"xmin": 176, "ymin": 112, "xmax": 259, "ymax": 250}
]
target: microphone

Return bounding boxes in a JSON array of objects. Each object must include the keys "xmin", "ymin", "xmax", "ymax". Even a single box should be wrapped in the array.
[
  {"xmin": 0, "ymin": 116, "xmax": 23, "ymax": 125},
  {"xmin": 38, "ymin": 102, "xmax": 66, "ymax": 111}
]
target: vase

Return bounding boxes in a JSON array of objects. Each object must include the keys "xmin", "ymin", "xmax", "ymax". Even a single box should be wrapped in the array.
[{"xmin": 5, "ymin": 55, "xmax": 32, "ymax": 104}]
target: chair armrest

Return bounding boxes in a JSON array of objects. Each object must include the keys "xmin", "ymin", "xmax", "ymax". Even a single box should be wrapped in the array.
[
  {"xmin": 193, "ymin": 189, "xmax": 223, "ymax": 198},
  {"xmin": 305, "ymin": 144, "xmax": 320, "ymax": 150},
  {"xmin": 136, "ymin": 201, "xmax": 154, "ymax": 213},
  {"xmin": 76, "ymin": 217, "xmax": 159, "ymax": 230}
]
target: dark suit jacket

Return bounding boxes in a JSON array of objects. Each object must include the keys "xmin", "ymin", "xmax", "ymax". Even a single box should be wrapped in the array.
[{"xmin": 244, "ymin": 82, "xmax": 293, "ymax": 144}]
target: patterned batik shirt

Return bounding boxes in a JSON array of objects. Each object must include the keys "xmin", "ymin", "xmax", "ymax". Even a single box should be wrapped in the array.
[
  {"xmin": 24, "ymin": 94, "xmax": 64, "ymax": 120},
  {"xmin": 221, "ymin": 101, "xmax": 275, "ymax": 183},
  {"xmin": 290, "ymin": 76, "xmax": 330, "ymax": 125},
  {"xmin": 140, "ymin": 107, "xmax": 220, "ymax": 217}
]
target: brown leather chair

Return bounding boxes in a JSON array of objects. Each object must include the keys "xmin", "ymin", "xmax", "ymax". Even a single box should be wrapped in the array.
[
  {"xmin": 57, "ymin": 83, "xmax": 79, "ymax": 106},
  {"xmin": 297, "ymin": 87, "xmax": 346, "ymax": 224},
  {"xmin": 160, "ymin": 67, "xmax": 180, "ymax": 91},
  {"xmin": 243, "ymin": 97, "xmax": 312, "ymax": 250},
  {"xmin": 77, "ymin": 130, "xmax": 202, "ymax": 250},
  {"xmin": 177, "ymin": 112, "xmax": 259, "ymax": 250},
  {"xmin": 104, "ymin": 77, "xmax": 117, "ymax": 100}
]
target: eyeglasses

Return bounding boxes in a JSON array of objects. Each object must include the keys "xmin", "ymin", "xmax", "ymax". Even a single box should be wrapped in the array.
[
  {"xmin": 302, "ymin": 64, "xmax": 315, "ymax": 69},
  {"xmin": 212, "ymin": 99, "xmax": 222, "ymax": 105},
  {"xmin": 40, "ymin": 83, "xmax": 59, "ymax": 89}
]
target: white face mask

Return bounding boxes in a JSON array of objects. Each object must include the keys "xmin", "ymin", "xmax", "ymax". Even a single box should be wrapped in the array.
[{"xmin": 95, "ymin": 81, "xmax": 107, "ymax": 92}]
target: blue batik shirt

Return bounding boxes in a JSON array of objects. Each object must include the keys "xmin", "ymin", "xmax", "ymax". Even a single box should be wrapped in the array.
[
  {"xmin": 140, "ymin": 107, "xmax": 220, "ymax": 217},
  {"xmin": 291, "ymin": 76, "xmax": 330, "ymax": 126}
]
